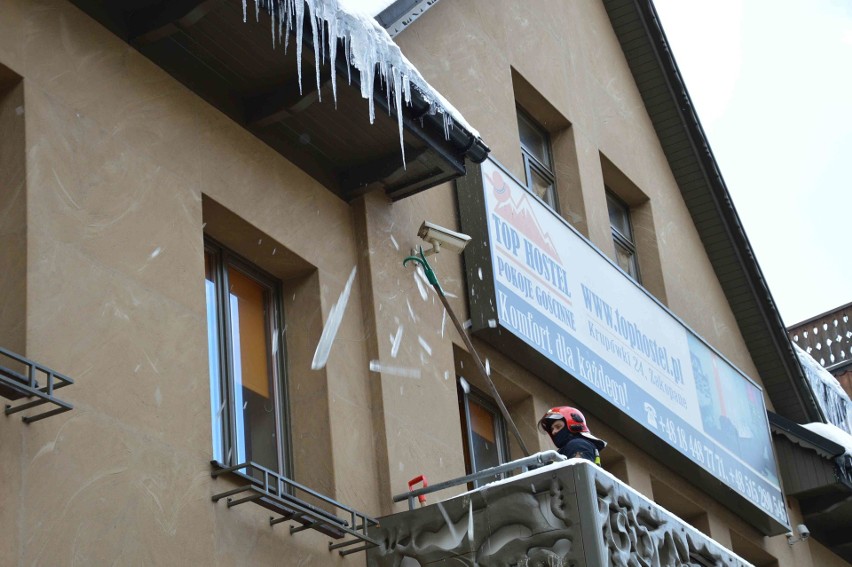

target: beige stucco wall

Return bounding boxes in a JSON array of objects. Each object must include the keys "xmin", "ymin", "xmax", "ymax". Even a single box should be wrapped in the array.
[
  {"xmin": 1, "ymin": 0, "xmax": 846, "ymax": 566},
  {"xmin": 0, "ymin": 0, "xmax": 379, "ymax": 564}
]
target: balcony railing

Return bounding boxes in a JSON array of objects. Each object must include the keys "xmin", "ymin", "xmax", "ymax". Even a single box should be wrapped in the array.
[
  {"xmin": 1, "ymin": 346, "xmax": 74, "ymax": 423},
  {"xmin": 211, "ymin": 461, "xmax": 380, "ymax": 556},
  {"xmin": 370, "ymin": 456, "xmax": 752, "ymax": 566}
]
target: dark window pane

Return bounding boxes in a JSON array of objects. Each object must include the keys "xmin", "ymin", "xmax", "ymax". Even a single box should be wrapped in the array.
[
  {"xmin": 468, "ymin": 399, "xmax": 502, "ymax": 484},
  {"xmin": 607, "ymin": 193, "xmax": 632, "ymax": 239},
  {"xmin": 517, "ymin": 113, "xmax": 549, "ymax": 164}
]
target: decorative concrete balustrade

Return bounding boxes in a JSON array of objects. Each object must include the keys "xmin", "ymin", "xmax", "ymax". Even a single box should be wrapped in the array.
[{"xmin": 367, "ymin": 460, "xmax": 751, "ymax": 566}]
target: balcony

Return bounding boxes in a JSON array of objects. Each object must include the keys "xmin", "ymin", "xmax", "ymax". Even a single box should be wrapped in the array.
[
  {"xmin": 0, "ymin": 346, "xmax": 74, "ymax": 423},
  {"xmin": 368, "ymin": 458, "xmax": 750, "ymax": 566}
]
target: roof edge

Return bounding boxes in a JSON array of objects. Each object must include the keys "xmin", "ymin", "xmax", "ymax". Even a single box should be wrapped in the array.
[{"xmin": 604, "ymin": 0, "xmax": 823, "ymax": 423}]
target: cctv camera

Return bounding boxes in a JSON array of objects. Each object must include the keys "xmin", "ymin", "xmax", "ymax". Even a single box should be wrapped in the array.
[
  {"xmin": 797, "ymin": 524, "xmax": 810, "ymax": 539},
  {"xmin": 417, "ymin": 221, "xmax": 472, "ymax": 255}
]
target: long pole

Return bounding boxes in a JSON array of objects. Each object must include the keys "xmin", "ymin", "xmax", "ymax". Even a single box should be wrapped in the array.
[{"xmin": 404, "ymin": 248, "xmax": 531, "ymax": 457}]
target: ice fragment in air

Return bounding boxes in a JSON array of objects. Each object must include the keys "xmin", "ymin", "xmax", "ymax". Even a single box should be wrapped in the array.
[
  {"xmin": 418, "ymin": 336, "xmax": 432, "ymax": 356},
  {"xmin": 369, "ymin": 361, "xmax": 421, "ymax": 379},
  {"xmin": 390, "ymin": 324, "xmax": 403, "ymax": 358},
  {"xmin": 413, "ymin": 269, "xmax": 429, "ymax": 301},
  {"xmin": 311, "ymin": 267, "xmax": 357, "ymax": 369}
]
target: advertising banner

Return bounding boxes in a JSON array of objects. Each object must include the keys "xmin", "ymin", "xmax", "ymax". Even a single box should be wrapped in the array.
[{"xmin": 467, "ymin": 158, "xmax": 787, "ymax": 526}]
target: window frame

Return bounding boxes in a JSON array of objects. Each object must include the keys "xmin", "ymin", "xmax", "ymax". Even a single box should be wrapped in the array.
[
  {"xmin": 517, "ymin": 108, "xmax": 559, "ymax": 211},
  {"xmin": 458, "ymin": 379, "xmax": 510, "ymax": 487},
  {"xmin": 606, "ymin": 190, "xmax": 641, "ymax": 283},
  {"xmin": 204, "ymin": 236, "xmax": 293, "ymax": 481}
]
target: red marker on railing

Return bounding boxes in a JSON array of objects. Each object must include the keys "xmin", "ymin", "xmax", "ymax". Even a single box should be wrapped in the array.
[{"xmin": 407, "ymin": 475, "xmax": 429, "ymax": 507}]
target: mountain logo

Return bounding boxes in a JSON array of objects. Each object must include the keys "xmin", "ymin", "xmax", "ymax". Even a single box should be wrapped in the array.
[{"xmin": 487, "ymin": 169, "xmax": 562, "ymax": 264}]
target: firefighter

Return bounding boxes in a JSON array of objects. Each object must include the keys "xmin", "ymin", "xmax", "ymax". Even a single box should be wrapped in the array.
[{"xmin": 539, "ymin": 406, "xmax": 607, "ymax": 465}]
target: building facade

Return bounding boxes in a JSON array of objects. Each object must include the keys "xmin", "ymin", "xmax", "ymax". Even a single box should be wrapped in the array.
[{"xmin": 1, "ymin": 0, "xmax": 849, "ymax": 565}]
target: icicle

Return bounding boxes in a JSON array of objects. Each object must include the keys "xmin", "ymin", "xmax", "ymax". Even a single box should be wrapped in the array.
[
  {"xmin": 344, "ymin": 34, "xmax": 352, "ymax": 85},
  {"xmin": 327, "ymin": 2, "xmax": 338, "ymax": 105},
  {"xmin": 311, "ymin": 266, "xmax": 357, "ymax": 370},
  {"xmin": 392, "ymin": 66, "xmax": 406, "ymax": 166},
  {"xmin": 306, "ymin": 0, "xmax": 322, "ymax": 101},
  {"xmin": 239, "ymin": 0, "xmax": 480, "ymax": 165},
  {"xmin": 295, "ymin": 0, "xmax": 305, "ymax": 94}
]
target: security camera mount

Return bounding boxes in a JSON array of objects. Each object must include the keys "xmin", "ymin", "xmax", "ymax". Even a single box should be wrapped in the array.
[
  {"xmin": 417, "ymin": 221, "xmax": 471, "ymax": 256},
  {"xmin": 786, "ymin": 524, "xmax": 810, "ymax": 545}
]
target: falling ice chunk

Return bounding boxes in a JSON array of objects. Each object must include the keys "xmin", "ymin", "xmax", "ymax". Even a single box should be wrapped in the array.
[
  {"xmin": 485, "ymin": 358, "xmax": 490, "ymax": 376},
  {"xmin": 418, "ymin": 336, "xmax": 432, "ymax": 356},
  {"xmin": 478, "ymin": 267, "xmax": 483, "ymax": 280},
  {"xmin": 150, "ymin": 247, "xmax": 162, "ymax": 259},
  {"xmin": 441, "ymin": 308, "xmax": 447, "ymax": 338},
  {"xmin": 390, "ymin": 235, "xmax": 400, "ymax": 251},
  {"xmin": 390, "ymin": 325, "xmax": 403, "ymax": 358},
  {"xmin": 311, "ymin": 267, "xmax": 357, "ymax": 370},
  {"xmin": 413, "ymin": 269, "xmax": 428, "ymax": 301},
  {"xmin": 459, "ymin": 376, "xmax": 470, "ymax": 394},
  {"xmin": 463, "ymin": 319, "xmax": 472, "ymax": 330},
  {"xmin": 444, "ymin": 291, "xmax": 458, "ymax": 299},
  {"xmin": 487, "ymin": 319, "xmax": 497, "ymax": 328},
  {"xmin": 368, "ymin": 361, "xmax": 421, "ymax": 379},
  {"xmin": 406, "ymin": 299, "xmax": 417, "ymax": 322}
]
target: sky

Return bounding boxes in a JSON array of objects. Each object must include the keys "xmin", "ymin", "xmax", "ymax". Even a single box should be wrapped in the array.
[{"xmin": 652, "ymin": 0, "xmax": 852, "ymax": 327}]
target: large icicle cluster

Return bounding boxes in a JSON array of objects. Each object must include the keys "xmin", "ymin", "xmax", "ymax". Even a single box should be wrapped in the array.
[
  {"xmin": 244, "ymin": 0, "xmax": 480, "ymax": 165},
  {"xmin": 794, "ymin": 342, "xmax": 852, "ymax": 436}
]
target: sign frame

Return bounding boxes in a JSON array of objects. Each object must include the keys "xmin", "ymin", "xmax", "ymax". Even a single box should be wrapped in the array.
[{"xmin": 457, "ymin": 157, "xmax": 790, "ymax": 536}]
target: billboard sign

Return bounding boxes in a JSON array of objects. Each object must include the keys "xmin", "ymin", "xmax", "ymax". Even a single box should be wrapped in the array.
[{"xmin": 460, "ymin": 158, "xmax": 788, "ymax": 528}]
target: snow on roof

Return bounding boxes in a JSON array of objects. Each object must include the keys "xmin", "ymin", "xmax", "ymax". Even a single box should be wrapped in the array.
[
  {"xmin": 801, "ymin": 422, "xmax": 852, "ymax": 457},
  {"xmin": 338, "ymin": 0, "xmax": 397, "ymax": 17},
  {"xmin": 244, "ymin": 0, "xmax": 479, "ymax": 164},
  {"xmin": 793, "ymin": 343, "xmax": 852, "ymax": 436}
]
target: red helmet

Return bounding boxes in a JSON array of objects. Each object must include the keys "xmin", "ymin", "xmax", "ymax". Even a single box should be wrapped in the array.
[{"xmin": 539, "ymin": 406, "xmax": 589, "ymax": 434}]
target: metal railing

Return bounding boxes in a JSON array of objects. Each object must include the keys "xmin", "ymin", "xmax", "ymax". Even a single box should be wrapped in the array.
[
  {"xmin": 211, "ymin": 461, "xmax": 381, "ymax": 556},
  {"xmin": 0, "ymin": 346, "xmax": 74, "ymax": 423},
  {"xmin": 393, "ymin": 450, "xmax": 567, "ymax": 510}
]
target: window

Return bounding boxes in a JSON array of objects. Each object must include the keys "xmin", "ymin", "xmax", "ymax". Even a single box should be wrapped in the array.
[
  {"xmin": 458, "ymin": 378, "xmax": 509, "ymax": 487},
  {"xmin": 517, "ymin": 109, "xmax": 558, "ymax": 210},
  {"xmin": 205, "ymin": 238, "xmax": 290, "ymax": 480},
  {"xmin": 606, "ymin": 190, "xmax": 640, "ymax": 282}
]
